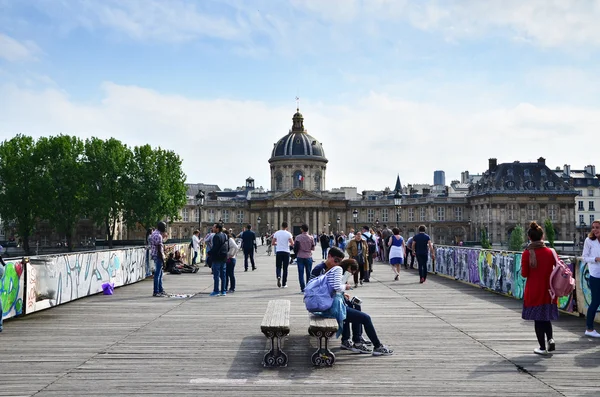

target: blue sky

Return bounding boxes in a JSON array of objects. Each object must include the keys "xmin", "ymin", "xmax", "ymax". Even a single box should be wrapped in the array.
[{"xmin": 1, "ymin": 0, "xmax": 600, "ymax": 190}]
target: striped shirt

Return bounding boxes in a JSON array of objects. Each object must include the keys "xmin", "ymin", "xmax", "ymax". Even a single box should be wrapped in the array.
[{"xmin": 325, "ymin": 266, "xmax": 345, "ymax": 293}]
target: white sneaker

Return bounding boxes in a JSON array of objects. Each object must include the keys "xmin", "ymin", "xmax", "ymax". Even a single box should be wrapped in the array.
[
  {"xmin": 584, "ymin": 330, "xmax": 600, "ymax": 338},
  {"xmin": 533, "ymin": 348, "xmax": 549, "ymax": 355}
]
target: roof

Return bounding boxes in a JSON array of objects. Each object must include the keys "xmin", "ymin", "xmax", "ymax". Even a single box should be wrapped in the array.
[
  {"xmin": 186, "ymin": 183, "xmax": 221, "ymax": 196},
  {"xmin": 269, "ymin": 110, "xmax": 327, "ymax": 163}
]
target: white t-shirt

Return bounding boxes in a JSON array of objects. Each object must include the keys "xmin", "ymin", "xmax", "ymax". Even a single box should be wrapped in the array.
[
  {"xmin": 273, "ymin": 230, "xmax": 293, "ymax": 253},
  {"xmin": 192, "ymin": 235, "xmax": 200, "ymax": 251}
]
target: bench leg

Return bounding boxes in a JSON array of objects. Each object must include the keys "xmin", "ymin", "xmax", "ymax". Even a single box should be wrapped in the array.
[
  {"xmin": 262, "ymin": 330, "xmax": 288, "ymax": 367},
  {"xmin": 311, "ymin": 329, "xmax": 336, "ymax": 367}
]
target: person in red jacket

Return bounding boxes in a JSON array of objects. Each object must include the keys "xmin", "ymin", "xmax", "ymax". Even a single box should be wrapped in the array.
[{"xmin": 521, "ymin": 221, "xmax": 558, "ymax": 355}]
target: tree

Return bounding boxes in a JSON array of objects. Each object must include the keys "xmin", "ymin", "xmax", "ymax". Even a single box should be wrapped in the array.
[
  {"xmin": 83, "ymin": 138, "xmax": 132, "ymax": 248},
  {"xmin": 123, "ymin": 145, "xmax": 187, "ymax": 231},
  {"xmin": 37, "ymin": 135, "xmax": 86, "ymax": 251},
  {"xmin": 544, "ymin": 218, "xmax": 556, "ymax": 248},
  {"xmin": 509, "ymin": 224, "xmax": 525, "ymax": 251},
  {"xmin": 481, "ymin": 228, "xmax": 492, "ymax": 249},
  {"xmin": 0, "ymin": 135, "xmax": 43, "ymax": 254}
]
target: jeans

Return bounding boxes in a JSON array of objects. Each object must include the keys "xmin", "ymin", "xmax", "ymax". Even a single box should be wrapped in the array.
[
  {"xmin": 296, "ymin": 257, "xmax": 313, "ymax": 291},
  {"xmin": 153, "ymin": 257, "xmax": 164, "ymax": 294},
  {"xmin": 406, "ymin": 249, "xmax": 415, "ymax": 268},
  {"xmin": 417, "ymin": 254, "xmax": 428, "ymax": 280},
  {"xmin": 192, "ymin": 250, "xmax": 198, "ymax": 265},
  {"xmin": 275, "ymin": 252, "xmax": 290, "ymax": 286},
  {"xmin": 322, "ymin": 247, "xmax": 328, "ymax": 259},
  {"xmin": 587, "ymin": 275, "xmax": 600, "ymax": 330},
  {"xmin": 342, "ymin": 307, "xmax": 381, "ymax": 348},
  {"xmin": 226, "ymin": 258, "xmax": 236, "ymax": 291},
  {"xmin": 212, "ymin": 261, "xmax": 227, "ymax": 293},
  {"xmin": 244, "ymin": 249, "xmax": 256, "ymax": 270}
]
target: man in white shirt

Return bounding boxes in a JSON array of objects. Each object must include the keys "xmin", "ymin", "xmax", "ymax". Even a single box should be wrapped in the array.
[
  {"xmin": 271, "ymin": 221, "xmax": 294, "ymax": 288},
  {"xmin": 192, "ymin": 230, "xmax": 201, "ymax": 265}
]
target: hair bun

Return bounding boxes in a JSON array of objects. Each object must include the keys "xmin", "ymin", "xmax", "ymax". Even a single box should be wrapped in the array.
[{"xmin": 529, "ymin": 221, "xmax": 541, "ymax": 230}]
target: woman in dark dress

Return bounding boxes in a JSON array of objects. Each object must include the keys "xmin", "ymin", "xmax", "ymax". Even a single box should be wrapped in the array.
[{"xmin": 521, "ymin": 221, "xmax": 558, "ymax": 355}]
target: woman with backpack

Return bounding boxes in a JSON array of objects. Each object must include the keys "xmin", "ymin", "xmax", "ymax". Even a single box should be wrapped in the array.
[
  {"xmin": 581, "ymin": 220, "xmax": 600, "ymax": 338},
  {"xmin": 521, "ymin": 221, "xmax": 558, "ymax": 355}
]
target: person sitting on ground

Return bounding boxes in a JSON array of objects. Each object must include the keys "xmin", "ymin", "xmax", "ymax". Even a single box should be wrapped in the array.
[
  {"xmin": 165, "ymin": 252, "xmax": 181, "ymax": 274},
  {"xmin": 174, "ymin": 250, "xmax": 199, "ymax": 273}
]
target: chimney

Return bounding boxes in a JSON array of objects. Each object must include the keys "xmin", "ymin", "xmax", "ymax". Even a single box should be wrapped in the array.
[
  {"xmin": 489, "ymin": 158, "xmax": 497, "ymax": 172},
  {"xmin": 537, "ymin": 157, "xmax": 546, "ymax": 165},
  {"xmin": 585, "ymin": 165, "xmax": 596, "ymax": 175},
  {"xmin": 563, "ymin": 164, "xmax": 571, "ymax": 177}
]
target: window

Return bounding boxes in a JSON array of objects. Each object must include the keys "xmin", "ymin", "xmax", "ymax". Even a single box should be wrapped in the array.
[
  {"xmin": 589, "ymin": 189, "xmax": 594, "ymax": 197},
  {"xmin": 195, "ymin": 209, "xmax": 199, "ymax": 223},
  {"xmin": 454, "ymin": 207, "xmax": 463, "ymax": 221},
  {"xmin": 589, "ymin": 201, "xmax": 595, "ymax": 211},
  {"xmin": 505, "ymin": 181, "xmax": 515, "ymax": 189},
  {"xmin": 525, "ymin": 180, "xmax": 536, "ymax": 189},
  {"xmin": 182, "ymin": 207, "xmax": 189, "ymax": 222},
  {"xmin": 408, "ymin": 208, "xmax": 414, "ymax": 222},
  {"xmin": 579, "ymin": 214, "xmax": 585, "ymax": 224},
  {"xmin": 420, "ymin": 207, "xmax": 426, "ymax": 222},
  {"xmin": 527, "ymin": 204, "xmax": 537, "ymax": 221},
  {"xmin": 577, "ymin": 190, "xmax": 583, "ymax": 196},
  {"xmin": 381, "ymin": 208, "xmax": 389, "ymax": 223},
  {"xmin": 222, "ymin": 209, "xmax": 229, "ymax": 223},
  {"xmin": 237, "ymin": 210, "xmax": 244, "ymax": 224},
  {"xmin": 314, "ymin": 171, "xmax": 321, "ymax": 191},
  {"xmin": 578, "ymin": 201, "xmax": 584, "ymax": 211},
  {"xmin": 591, "ymin": 215, "xmax": 595, "ymax": 224},
  {"xmin": 547, "ymin": 204, "xmax": 558, "ymax": 221},
  {"xmin": 507, "ymin": 204, "xmax": 517, "ymax": 221},
  {"xmin": 208, "ymin": 209, "xmax": 215, "ymax": 222},
  {"xmin": 436, "ymin": 206, "xmax": 445, "ymax": 221},
  {"xmin": 367, "ymin": 209, "xmax": 374, "ymax": 223},
  {"xmin": 524, "ymin": 169, "xmax": 530, "ymax": 177},
  {"xmin": 275, "ymin": 173, "xmax": 283, "ymax": 190},
  {"xmin": 293, "ymin": 170, "xmax": 304, "ymax": 188}
]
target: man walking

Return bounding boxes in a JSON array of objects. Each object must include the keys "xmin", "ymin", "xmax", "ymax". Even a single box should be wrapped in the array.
[
  {"xmin": 319, "ymin": 232, "xmax": 330, "ymax": 259},
  {"xmin": 241, "ymin": 224, "xmax": 257, "ymax": 271},
  {"xmin": 294, "ymin": 224, "xmax": 315, "ymax": 292},
  {"xmin": 381, "ymin": 224, "xmax": 393, "ymax": 262},
  {"xmin": 208, "ymin": 223, "xmax": 229, "ymax": 296},
  {"xmin": 271, "ymin": 221, "xmax": 294, "ymax": 288},
  {"xmin": 412, "ymin": 225, "xmax": 435, "ymax": 283}
]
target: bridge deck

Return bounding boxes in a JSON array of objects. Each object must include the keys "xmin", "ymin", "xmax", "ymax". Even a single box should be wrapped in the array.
[{"xmin": 1, "ymin": 247, "xmax": 599, "ymax": 397}]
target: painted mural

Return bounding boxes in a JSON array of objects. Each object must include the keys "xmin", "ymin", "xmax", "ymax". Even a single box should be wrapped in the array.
[
  {"xmin": 434, "ymin": 246, "xmax": 576, "ymax": 314},
  {"xmin": 576, "ymin": 260, "xmax": 600, "ymax": 323},
  {"xmin": 0, "ymin": 258, "xmax": 25, "ymax": 320}
]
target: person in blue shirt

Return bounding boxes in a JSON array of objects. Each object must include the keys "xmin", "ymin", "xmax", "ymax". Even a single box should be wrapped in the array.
[
  {"xmin": 240, "ymin": 224, "xmax": 257, "ymax": 271},
  {"xmin": 411, "ymin": 225, "xmax": 435, "ymax": 284}
]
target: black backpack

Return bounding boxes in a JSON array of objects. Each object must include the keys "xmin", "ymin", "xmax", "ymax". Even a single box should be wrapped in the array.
[
  {"xmin": 212, "ymin": 233, "xmax": 229, "ymax": 261},
  {"xmin": 365, "ymin": 234, "xmax": 376, "ymax": 255}
]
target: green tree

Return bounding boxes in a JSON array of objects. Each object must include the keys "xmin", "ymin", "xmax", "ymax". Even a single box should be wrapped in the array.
[
  {"xmin": 37, "ymin": 135, "xmax": 86, "ymax": 251},
  {"xmin": 481, "ymin": 228, "xmax": 492, "ymax": 249},
  {"xmin": 508, "ymin": 224, "xmax": 525, "ymax": 251},
  {"xmin": 124, "ymin": 145, "xmax": 187, "ymax": 231},
  {"xmin": 544, "ymin": 218, "xmax": 556, "ymax": 248},
  {"xmin": 0, "ymin": 135, "xmax": 43, "ymax": 254},
  {"xmin": 83, "ymin": 137, "xmax": 132, "ymax": 248}
]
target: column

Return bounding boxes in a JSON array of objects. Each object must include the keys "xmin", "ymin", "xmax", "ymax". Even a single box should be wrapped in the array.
[
  {"xmin": 305, "ymin": 210, "xmax": 310, "ymax": 227},
  {"xmin": 313, "ymin": 209, "xmax": 318, "ymax": 231},
  {"xmin": 288, "ymin": 210, "xmax": 292, "ymax": 225}
]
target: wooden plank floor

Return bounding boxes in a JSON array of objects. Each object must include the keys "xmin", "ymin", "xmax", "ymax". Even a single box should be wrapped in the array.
[{"xmin": 1, "ymin": 246, "xmax": 599, "ymax": 397}]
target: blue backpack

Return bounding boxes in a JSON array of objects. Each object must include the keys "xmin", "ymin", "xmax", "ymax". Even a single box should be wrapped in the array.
[{"xmin": 304, "ymin": 272, "xmax": 333, "ymax": 312}]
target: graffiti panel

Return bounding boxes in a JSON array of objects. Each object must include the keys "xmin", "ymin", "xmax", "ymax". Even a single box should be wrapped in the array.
[
  {"xmin": 1, "ymin": 258, "xmax": 25, "ymax": 320},
  {"xmin": 576, "ymin": 260, "xmax": 600, "ymax": 323}
]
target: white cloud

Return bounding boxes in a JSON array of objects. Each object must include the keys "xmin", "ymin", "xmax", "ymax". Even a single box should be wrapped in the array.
[
  {"xmin": 1, "ymin": 82, "xmax": 599, "ymax": 190},
  {"xmin": 0, "ymin": 33, "xmax": 40, "ymax": 62}
]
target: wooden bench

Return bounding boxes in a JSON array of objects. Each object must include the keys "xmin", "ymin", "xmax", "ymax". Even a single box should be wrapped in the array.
[
  {"xmin": 260, "ymin": 299, "xmax": 290, "ymax": 367},
  {"xmin": 308, "ymin": 314, "xmax": 338, "ymax": 367}
]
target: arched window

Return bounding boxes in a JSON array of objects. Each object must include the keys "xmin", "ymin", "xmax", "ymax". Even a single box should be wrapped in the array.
[
  {"xmin": 314, "ymin": 171, "xmax": 321, "ymax": 191},
  {"xmin": 275, "ymin": 172, "xmax": 283, "ymax": 190},
  {"xmin": 293, "ymin": 170, "xmax": 304, "ymax": 188}
]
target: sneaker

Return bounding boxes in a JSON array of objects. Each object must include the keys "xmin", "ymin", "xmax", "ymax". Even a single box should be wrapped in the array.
[
  {"xmin": 419, "ymin": 278, "xmax": 424, "ymax": 284},
  {"xmin": 394, "ymin": 275, "xmax": 399, "ymax": 281},
  {"xmin": 152, "ymin": 293, "xmax": 162, "ymax": 297},
  {"xmin": 353, "ymin": 343, "xmax": 373, "ymax": 354},
  {"xmin": 277, "ymin": 277, "xmax": 281, "ymax": 288},
  {"xmin": 360, "ymin": 280, "xmax": 363, "ymax": 285},
  {"xmin": 245, "ymin": 268, "xmax": 248, "ymax": 272},
  {"xmin": 372, "ymin": 345, "xmax": 394, "ymax": 356},
  {"xmin": 221, "ymin": 292, "xmax": 226, "ymax": 296},
  {"xmin": 340, "ymin": 340, "xmax": 358, "ymax": 352},
  {"xmin": 584, "ymin": 330, "xmax": 600, "ymax": 338},
  {"xmin": 228, "ymin": 289, "xmax": 235, "ymax": 293},
  {"xmin": 252, "ymin": 267, "xmax": 257, "ymax": 271},
  {"xmin": 282, "ymin": 285, "xmax": 288, "ymax": 288},
  {"xmin": 354, "ymin": 283, "xmax": 359, "ymax": 288},
  {"xmin": 534, "ymin": 348, "xmax": 549, "ymax": 355},
  {"xmin": 209, "ymin": 292, "xmax": 220, "ymax": 297},
  {"xmin": 363, "ymin": 279, "xmax": 370, "ymax": 283},
  {"xmin": 359, "ymin": 336, "xmax": 373, "ymax": 346},
  {"xmin": 547, "ymin": 339, "xmax": 556, "ymax": 352}
]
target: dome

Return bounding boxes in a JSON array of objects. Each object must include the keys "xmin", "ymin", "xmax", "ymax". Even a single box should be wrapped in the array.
[{"xmin": 269, "ymin": 110, "xmax": 328, "ymax": 163}]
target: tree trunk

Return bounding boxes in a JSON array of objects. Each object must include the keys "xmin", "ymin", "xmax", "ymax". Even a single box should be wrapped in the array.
[
  {"xmin": 22, "ymin": 233, "xmax": 31, "ymax": 256},
  {"xmin": 105, "ymin": 217, "xmax": 113, "ymax": 249},
  {"xmin": 66, "ymin": 231, "xmax": 73, "ymax": 252}
]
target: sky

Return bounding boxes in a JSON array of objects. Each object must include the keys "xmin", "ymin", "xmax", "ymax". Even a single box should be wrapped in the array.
[{"xmin": 1, "ymin": 0, "xmax": 600, "ymax": 192}]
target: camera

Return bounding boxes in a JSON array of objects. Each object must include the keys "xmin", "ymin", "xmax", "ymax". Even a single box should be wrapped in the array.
[{"xmin": 350, "ymin": 296, "xmax": 362, "ymax": 305}]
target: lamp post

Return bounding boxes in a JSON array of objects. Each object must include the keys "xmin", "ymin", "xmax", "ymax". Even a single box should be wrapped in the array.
[
  {"xmin": 257, "ymin": 216, "xmax": 261, "ymax": 235},
  {"xmin": 328, "ymin": 222, "xmax": 331, "ymax": 233},
  {"xmin": 375, "ymin": 218, "xmax": 380, "ymax": 230},
  {"xmin": 336, "ymin": 215, "xmax": 340, "ymax": 233},
  {"xmin": 352, "ymin": 209, "xmax": 358, "ymax": 233},
  {"xmin": 267, "ymin": 222, "xmax": 270, "ymax": 234},
  {"xmin": 394, "ymin": 190, "xmax": 402, "ymax": 228},
  {"xmin": 195, "ymin": 189, "xmax": 205, "ymax": 232},
  {"xmin": 468, "ymin": 217, "xmax": 472, "ymax": 241}
]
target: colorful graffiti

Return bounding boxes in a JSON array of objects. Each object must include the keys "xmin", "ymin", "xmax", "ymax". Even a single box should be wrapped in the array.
[
  {"xmin": 1, "ymin": 258, "xmax": 25, "ymax": 320},
  {"xmin": 576, "ymin": 261, "xmax": 600, "ymax": 322}
]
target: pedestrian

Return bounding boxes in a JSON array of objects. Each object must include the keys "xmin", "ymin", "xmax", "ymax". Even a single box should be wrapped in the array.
[
  {"xmin": 381, "ymin": 224, "xmax": 393, "ymax": 262},
  {"xmin": 208, "ymin": 223, "xmax": 229, "ymax": 297},
  {"xmin": 361, "ymin": 226, "xmax": 375, "ymax": 279},
  {"xmin": 271, "ymin": 221, "xmax": 294, "ymax": 288},
  {"xmin": 224, "ymin": 230, "xmax": 240, "ymax": 293},
  {"xmin": 581, "ymin": 219, "xmax": 600, "ymax": 338},
  {"xmin": 521, "ymin": 221, "xmax": 558, "ymax": 355},
  {"xmin": 405, "ymin": 235, "xmax": 415, "ymax": 269},
  {"xmin": 241, "ymin": 224, "xmax": 257, "ymax": 271},
  {"xmin": 204, "ymin": 229, "xmax": 215, "ymax": 268},
  {"xmin": 191, "ymin": 230, "xmax": 201, "ymax": 265},
  {"xmin": 388, "ymin": 227, "xmax": 405, "ymax": 281},
  {"xmin": 346, "ymin": 231, "xmax": 369, "ymax": 287},
  {"xmin": 294, "ymin": 223, "xmax": 315, "ymax": 292},
  {"xmin": 319, "ymin": 232, "xmax": 330, "ymax": 259},
  {"xmin": 411, "ymin": 225, "xmax": 434, "ymax": 283},
  {"xmin": 149, "ymin": 221, "xmax": 168, "ymax": 297}
]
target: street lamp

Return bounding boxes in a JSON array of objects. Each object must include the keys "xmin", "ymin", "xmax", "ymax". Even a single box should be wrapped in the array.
[
  {"xmin": 219, "ymin": 218, "xmax": 223, "ymax": 226},
  {"xmin": 257, "ymin": 216, "xmax": 261, "ymax": 234},
  {"xmin": 328, "ymin": 222, "xmax": 331, "ymax": 232},
  {"xmin": 267, "ymin": 222, "xmax": 270, "ymax": 234},
  {"xmin": 352, "ymin": 209, "xmax": 358, "ymax": 233},
  {"xmin": 336, "ymin": 215, "xmax": 340, "ymax": 233},
  {"xmin": 375, "ymin": 218, "xmax": 380, "ymax": 230},
  {"xmin": 195, "ymin": 189, "xmax": 205, "ymax": 232},
  {"xmin": 394, "ymin": 190, "xmax": 402, "ymax": 228}
]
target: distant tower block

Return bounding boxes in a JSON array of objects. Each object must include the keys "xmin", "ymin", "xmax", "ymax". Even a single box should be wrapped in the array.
[{"xmin": 434, "ymin": 170, "xmax": 446, "ymax": 186}]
